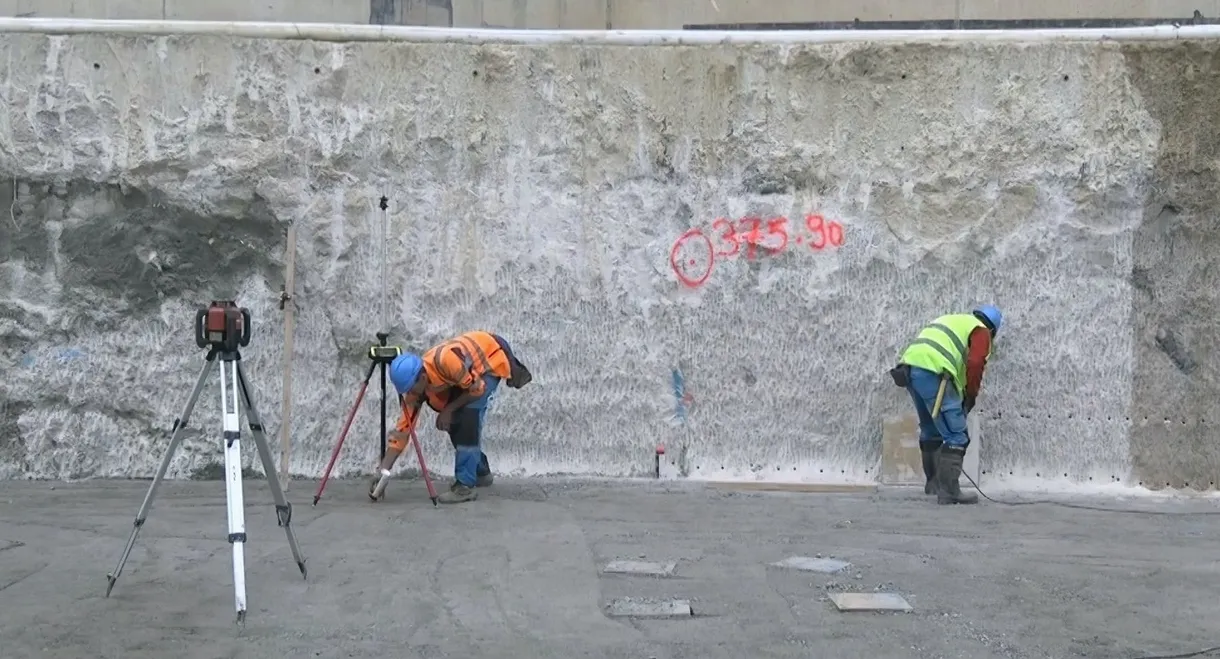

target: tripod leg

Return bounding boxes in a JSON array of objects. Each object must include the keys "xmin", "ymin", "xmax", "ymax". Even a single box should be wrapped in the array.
[
  {"xmin": 409, "ymin": 429, "xmax": 439, "ymax": 506},
  {"xmin": 314, "ymin": 361, "xmax": 378, "ymax": 505},
  {"xmin": 219, "ymin": 357, "xmax": 249, "ymax": 624},
  {"xmin": 236, "ymin": 361, "xmax": 308, "ymax": 580},
  {"xmin": 106, "ymin": 354, "xmax": 218, "ymax": 597},
  {"xmin": 379, "ymin": 361, "xmax": 388, "ymax": 461}
]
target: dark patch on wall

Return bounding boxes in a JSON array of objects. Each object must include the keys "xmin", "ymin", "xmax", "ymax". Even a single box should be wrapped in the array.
[
  {"xmin": 685, "ymin": 14, "xmax": 1218, "ymax": 31},
  {"xmin": 0, "ymin": 394, "xmax": 31, "ymax": 471},
  {"xmin": 369, "ymin": 0, "xmax": 397, "ymax": 25},
  {"xmin": 8, "ymin": 178, "xmax": 286, "ymax": 334},
  {"xmin": 370, "ymin": 0, "xmax": 453, "ymax": 27},
  {"xmin": 1122, "ymin": 41, "xmax": 1220, "ymax": 490},
  {"xmin": 57, "ymin": 191, "xmax": 283, "ymax": 331}
]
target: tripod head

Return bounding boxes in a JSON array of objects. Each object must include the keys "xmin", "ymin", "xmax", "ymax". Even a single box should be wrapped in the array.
[{"xmin": 195, "ymin": 301, "xmax": 252, "ymax": 353}]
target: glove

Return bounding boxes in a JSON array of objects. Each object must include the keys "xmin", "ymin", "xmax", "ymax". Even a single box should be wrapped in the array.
[{"xmin": 964, "ymin": 396, "xmax": 976, "ymax": 414}]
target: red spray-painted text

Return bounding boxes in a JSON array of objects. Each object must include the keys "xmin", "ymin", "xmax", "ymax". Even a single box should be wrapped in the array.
[{"xmin": 669, "ymin": 214, "xmax": 846, "ymax": 288}]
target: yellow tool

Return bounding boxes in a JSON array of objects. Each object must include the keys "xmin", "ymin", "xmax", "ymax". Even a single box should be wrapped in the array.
[{"xmin": 931, "ymin": 375, "xmax": 948, "ymax": 417}]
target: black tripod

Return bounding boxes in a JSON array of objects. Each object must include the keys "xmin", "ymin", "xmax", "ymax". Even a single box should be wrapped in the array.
[
  {"xmin": 313, "ymin": 332, "xmax": 438, "ymax": 505},
  {"xmin": 104, "ymin": 301, "xmax": 307, "ymax": 625}
]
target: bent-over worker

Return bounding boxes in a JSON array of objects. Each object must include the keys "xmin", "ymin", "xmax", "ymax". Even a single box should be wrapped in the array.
[
  {"xmin": 890, "ymin": 305, "xmax": 1001, "ymax": 505},
  {"xmin": 375, "ymin": 330, "xmax": 532, "ymax": 504}
]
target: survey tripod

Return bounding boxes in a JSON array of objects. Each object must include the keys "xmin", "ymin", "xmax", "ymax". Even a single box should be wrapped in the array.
[
  {"xmin": 313, "ymin": 332, "xmax": 439, "ymax": 506},
  {"xmin": 104, "ymin": 301, "xmax": 307, "ymax": 624}
]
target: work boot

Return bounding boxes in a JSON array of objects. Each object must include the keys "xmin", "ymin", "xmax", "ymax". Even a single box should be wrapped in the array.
[
  {"xmin": 476, "ymin": 452, "xmax": 493, "ymax": 487},
  {"xmin": 920, "ymin": 439, "xmax": 943, "ymax": 495},
  {"xmin": 936, "ymin": 446, "xmax": 978, "ymax": 505},
  {"xmin": 438, "ymin": 483, "xmax": 478, "ymax": 504}
]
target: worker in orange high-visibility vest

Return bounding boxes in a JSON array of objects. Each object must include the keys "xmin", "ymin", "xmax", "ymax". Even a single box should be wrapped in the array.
[{"xmin": 373, "ymin": 331, "xmax": 532, "ymax": 504}]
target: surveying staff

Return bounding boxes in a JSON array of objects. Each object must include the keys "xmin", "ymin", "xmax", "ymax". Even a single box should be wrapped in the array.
[
  {"xmin": 375, "ymin": 330, "xmax": 532, "ymax": 504},
  {"xmin": 890, "ymin": 305, "xmax": 1001, "ymax": 505}
]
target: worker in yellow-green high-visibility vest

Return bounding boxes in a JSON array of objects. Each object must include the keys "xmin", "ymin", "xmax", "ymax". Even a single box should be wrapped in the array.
[{"xmin": 889, "ymin": 305, "xmax": 1002, "ymax": 505}]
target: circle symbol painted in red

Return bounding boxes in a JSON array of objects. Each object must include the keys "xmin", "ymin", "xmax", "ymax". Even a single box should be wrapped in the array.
[{"xmin": 670, "ymin": 228, "xmax": 714, "ymax": 288}]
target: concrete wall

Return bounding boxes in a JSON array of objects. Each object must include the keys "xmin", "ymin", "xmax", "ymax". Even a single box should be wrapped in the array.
[
  {"xmin": 2, "ymin": 26, "xmax": 1219, "ymax": 492},
  {"xmin": 0, "ymin": 0, "xmax": 1215, "ymax": 28}
]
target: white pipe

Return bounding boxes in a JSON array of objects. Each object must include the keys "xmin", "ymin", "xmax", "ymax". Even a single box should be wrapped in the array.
[{"xmin": 0, "ymin": 17, "xmax": 1217, "ymax": 45}]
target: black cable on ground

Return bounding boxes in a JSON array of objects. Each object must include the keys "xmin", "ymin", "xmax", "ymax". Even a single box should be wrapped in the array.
[
  {"xmin": 1131, "ymin": 645, "xmax": 1220, "ymax": 659},
  {"xmin": 959, "ymin": 473, "xmax": 1220, "ymax": 515}
]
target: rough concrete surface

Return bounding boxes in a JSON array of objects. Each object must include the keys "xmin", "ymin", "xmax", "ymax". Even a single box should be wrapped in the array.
[
  {"xmin": 2, "ymin": 27, "xmax": 1220, "ymax": 491},
  {"xmin": 2, "ymin": 478, "xmax": 1220, "ymax": 658}
]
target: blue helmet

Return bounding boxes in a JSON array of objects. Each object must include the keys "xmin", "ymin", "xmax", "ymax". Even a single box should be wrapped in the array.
[
  {"xmin": 973, "ymin": 305, "xmax": 1003, "ymax": 333},
  {"xmin": 388, "ymin": 353, "xmax": 424, "ymax": 394}
]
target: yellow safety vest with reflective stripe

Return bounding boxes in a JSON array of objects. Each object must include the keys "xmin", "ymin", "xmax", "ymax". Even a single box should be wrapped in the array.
[{"xmin": 899, "ymin": 314, "xmax": 991, "ymax": 396}]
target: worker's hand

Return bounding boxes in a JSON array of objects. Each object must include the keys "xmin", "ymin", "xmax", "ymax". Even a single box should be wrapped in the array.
[
  {"xmin": 964, "ymin": 396, "xmax": 976, "ymax": 414},
  {"xmin": 436, "ymin": 410, "xmax": 453, "ymax": 432}
]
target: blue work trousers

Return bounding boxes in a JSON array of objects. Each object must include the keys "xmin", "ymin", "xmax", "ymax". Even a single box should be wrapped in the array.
[
  {"xmin": 451, "ymin": 374, "xmax": 501, "ymax": 486},
  {"xmin": 905, "ymin": 366, "xmax": 970, "ymax": 449}
]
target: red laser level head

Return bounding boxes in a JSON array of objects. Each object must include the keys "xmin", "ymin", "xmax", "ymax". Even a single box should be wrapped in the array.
[{"xmin": 194, "ymin": 301, "xmax": 252, "ymax": 352}]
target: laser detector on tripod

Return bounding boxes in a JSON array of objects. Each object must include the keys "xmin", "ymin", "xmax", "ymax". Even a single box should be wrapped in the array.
[{"xmin": 104, "ymin": 301, "xmax": 308, "ymax": 625}]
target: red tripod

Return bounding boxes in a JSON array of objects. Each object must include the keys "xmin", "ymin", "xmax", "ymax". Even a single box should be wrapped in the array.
[{"xmin": 313, "ymin": 334, "xmax": 438, "ymax": 506}]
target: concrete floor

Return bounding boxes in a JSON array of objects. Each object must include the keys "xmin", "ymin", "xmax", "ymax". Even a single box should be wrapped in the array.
[{"xmin": 1, "ymin": 478, "xmax": 1218, "ymax": 659}]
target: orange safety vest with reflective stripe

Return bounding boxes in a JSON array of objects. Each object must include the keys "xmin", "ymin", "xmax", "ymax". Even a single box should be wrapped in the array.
[
  {"xmin": 421, "ymin": 331, "xmax": 513, "ymax": 412},
  {"xmin": 393, "ymin": 331, "xmax": 513, "ymax": 434}
]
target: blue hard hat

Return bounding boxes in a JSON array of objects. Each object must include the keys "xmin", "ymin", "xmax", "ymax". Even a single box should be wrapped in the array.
[
  {"xmin": 388, "ymin": 353, "xmax": 424, "ymax": 394},
  {"xmin": 973, "ymin": 305, "xmax": 1003, "ymax": 333}
]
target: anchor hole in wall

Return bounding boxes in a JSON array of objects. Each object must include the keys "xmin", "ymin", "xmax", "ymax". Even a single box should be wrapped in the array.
[
  {"xmin": 1063, "ymin": 473, "xmax": 1067, "ymax": 477},
  {"xmin": 314, "ymin": 67, "xmax": 321, "ymax": 74},
  {"xmin": 1035, "ymin": 472, "xmax": 1041, "ymax": 477},
  {"xmin": 1063, "ymin": 74, "xmax": 1069, "ymax": 80},
  {"xmin": 1088, "ymin": 476, "xmax": 1093, "ymax": 480},
  {"xmin": 92, "ymin": 62, "xmax": 100, "ymax": 69},
  {"xmin": 901, "ymin": 73, "xmax": 906, "ymax": 79}
]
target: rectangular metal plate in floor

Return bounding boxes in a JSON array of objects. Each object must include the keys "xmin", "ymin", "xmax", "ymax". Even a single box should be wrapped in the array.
[
  {"xmin": 603, "ymin": 560, "xmax": 678, "ymax": 576},
  {"xmin": 829, "ymin": 593, "xmax": 913, "ymax": 612},
  {"xmin": 771, "ymin": 556, "xmax": 850, "ymax": 573},
  {"xmin": 606, "ymin": 598, "xmax": 693, "ymax": 618}
]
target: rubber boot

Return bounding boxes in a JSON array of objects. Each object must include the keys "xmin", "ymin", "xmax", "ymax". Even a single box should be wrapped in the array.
[
  {"xmin": 920, "ymin": 439, "xmax": 942, "ymax": 495},
  {"xmin": 936, "ymin": 446, "xmax": 978, "ymax": 505}
]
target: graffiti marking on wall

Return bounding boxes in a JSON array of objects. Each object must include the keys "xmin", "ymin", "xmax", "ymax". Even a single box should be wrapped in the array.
[{"xmin": 669, "ymin": 214, "xmax": 846, "ymax": 288}]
